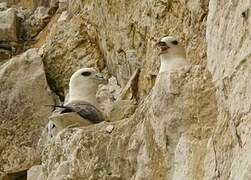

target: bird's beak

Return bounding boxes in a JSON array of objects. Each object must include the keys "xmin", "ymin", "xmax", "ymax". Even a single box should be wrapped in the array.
[
  {"xmin": 156, "ymin": 41, "xmax": 170, "ymax": 52},
  {"xmin": 95, "ymin": 73, "xmax": 108, "ymax": 84}
]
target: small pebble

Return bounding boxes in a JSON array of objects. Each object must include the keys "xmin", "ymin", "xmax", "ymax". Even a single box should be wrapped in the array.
[{"xmin": 106, "ymin": 125, "xmax": 114, "ymax": 133}]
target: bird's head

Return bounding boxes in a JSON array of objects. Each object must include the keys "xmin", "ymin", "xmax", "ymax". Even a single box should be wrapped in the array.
[
  {"xmin": 68, "ymin": 68, "xmax": 107, "ymax": 105},
  {"xmin": 156, "ymin": 36, "xmax": 185, "ymax": 58},
  {"xmin": 69, "ymin": 68, "xmax": 107, "ymax": 89}
]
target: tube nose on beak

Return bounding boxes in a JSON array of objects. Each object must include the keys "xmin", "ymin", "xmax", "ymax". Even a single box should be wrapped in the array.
[
  {"xmin": 156, "ymin": 41, "xmax": 167, "ymax": 47},
  {"xmin": 95, "ymin": 73, "xmax": 108, "ymax": 84}
]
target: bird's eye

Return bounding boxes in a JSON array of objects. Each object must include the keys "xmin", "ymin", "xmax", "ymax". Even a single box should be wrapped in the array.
[
  {"xmin": 81, "ymin": 71, "xmax": 92, "ymax": 76},
  {"xmin": 52, "ymin": 124, "xmax": 55, "ymax": 128},
  {"xmin": 171, "ymin": 40, "xmax": 178, "ymax": 45}
]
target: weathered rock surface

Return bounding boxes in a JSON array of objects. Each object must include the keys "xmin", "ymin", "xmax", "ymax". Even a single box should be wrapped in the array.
[
  {"xmin": 27, "ymin": 165, "xmax": 45, "ymax": 180},
  {"xmin": 41, "ymin": 14, "xmax": 104, "ymax": 100},
  {"xmin": 38, "ymin": 0, "xmax": 209, "ymax": 101},
  {"xmin": 36, "ymin": 66, "xmax": 217, "ymax": 179},
  {"xmin": 3, "ymin": 0, "xmax": 57, "ymax": 10},
  {"xmin": 0, "ymin": 0, "xmax": 250, "ymax": 179},
  {"xmin": 22, "ymin": 6, "xmax": 55, "ymax": 39},
  {"xmin": 0, "ymin": 8, "xmax": 20, "ymax": 42},
  {"xmin": 0, "ymin": 48, "xmax": 54, "ymax": 179},
  {"xmin": 0, "ymin": 2, "xmax": 7, "ymax": 10},
  {"xmin": 74, "ymin": 0, "xmax": 209, "ymax": 98},
  {"xmin": 0, "ymin": 1, "xmax": 58, "ymax": 62},
  {"xmin": 204, "ymin": 0, "xmax": 251, "ymax": 179}
]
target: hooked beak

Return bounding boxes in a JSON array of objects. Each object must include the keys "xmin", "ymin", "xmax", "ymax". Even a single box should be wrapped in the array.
[{"xmin": 95, "ymin": 73, "xmax": 108, "ymax": 84}]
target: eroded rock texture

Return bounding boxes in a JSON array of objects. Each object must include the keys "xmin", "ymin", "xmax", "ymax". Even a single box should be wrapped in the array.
[
  {"xmin": 31, "ymin": 0, "xmax": 208, "ymax": 100},
  {"xmin": 204, "ymin": 0, "xmax": 251, "ymax": 179},
  {"xmin": 0, "ymin": 49, "xmax": 54, "ymax": 179},
  {"xmin": 0, "ymin": 0, "xmax": 250, "ymax": 179},
  {"xmin": 0, "ymin": 8, "xmax": 19, "ymax": 42},
  {"xmin": 0, "ymin": 7, "xmax": 21, "ymax": 61},
  {"xmin": 40, "ymin": 66, "xmax": 217, "ymax": 180}
]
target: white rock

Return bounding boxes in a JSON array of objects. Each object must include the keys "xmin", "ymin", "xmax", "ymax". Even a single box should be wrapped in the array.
[
  {"xmin": 0, "ymin": 2, "xmax": 7, "ymax": 11},
  {"xmin": 27, "ymin": 165, "xmax": 45, "ymax": 180},
  {"xmin": 105, "ymin": 125, "xmax": 114, "ymax": 133},
  {"xmin": 57, "ymin": 11, "xmax": 69, "ymax": 23},
  {"xmin": 0, "ymin": 8, "xmax": 19, "ymax": 41},
  {"xmin": 0, "ymin": 48, "xmax": 54, "ymax": 175}
]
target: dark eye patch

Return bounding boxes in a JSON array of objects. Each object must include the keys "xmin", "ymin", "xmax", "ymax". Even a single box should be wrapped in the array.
[
  {"xmin": 171, "ymin": 40, "xmax": 178, "ymax": 45},
  {"xmin": 81, "ymin": 71, "xmax": 92, "ymax": 76}
]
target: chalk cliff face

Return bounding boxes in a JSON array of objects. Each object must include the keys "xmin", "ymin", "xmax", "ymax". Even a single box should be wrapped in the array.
[
  {"xmin": 0, "ymin": 0, "xmax": 250, "ymax": 180},
  {"xmin": 205, "ymin": 1, "xmax": 251, "ymax": 179}
]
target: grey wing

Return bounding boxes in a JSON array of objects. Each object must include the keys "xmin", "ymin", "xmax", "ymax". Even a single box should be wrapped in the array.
[{"xmin": 65, "ymin": 101, "xmax": 105, "ymax": 123}]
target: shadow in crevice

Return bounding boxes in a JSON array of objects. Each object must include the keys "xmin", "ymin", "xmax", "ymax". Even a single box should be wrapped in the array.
[{"xmin": 5, "ymin": 170, "xmax": 27, "ymax": 180}]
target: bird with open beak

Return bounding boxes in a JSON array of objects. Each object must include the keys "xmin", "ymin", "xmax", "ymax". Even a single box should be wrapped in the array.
[{"xmin": 156, "ymin": 36, "xmax": 188, "ymax": 73}]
